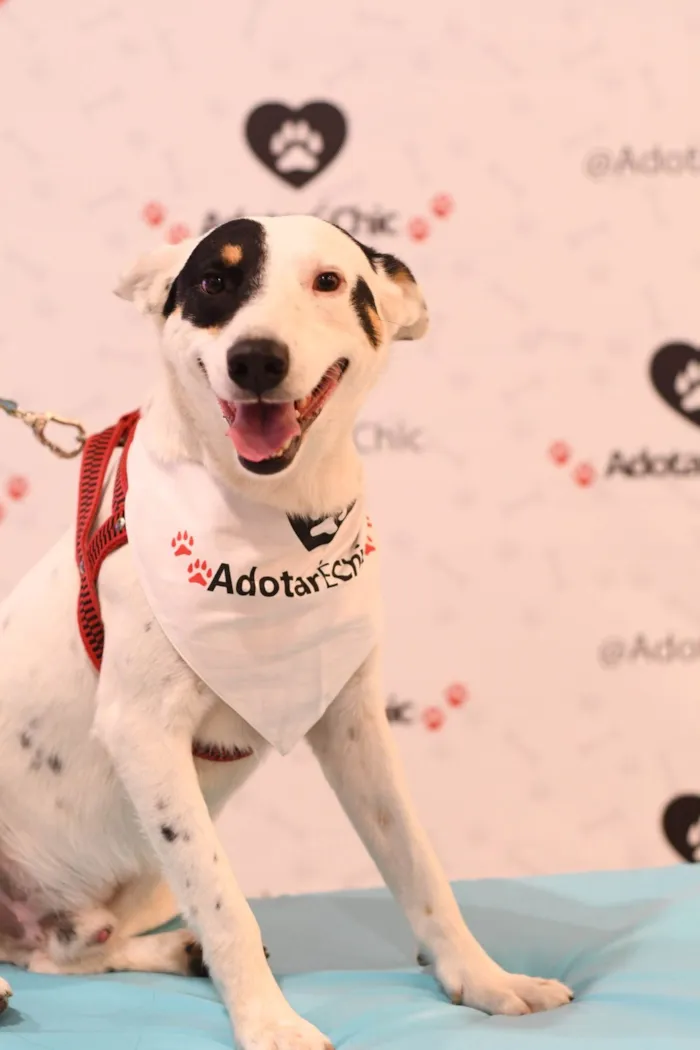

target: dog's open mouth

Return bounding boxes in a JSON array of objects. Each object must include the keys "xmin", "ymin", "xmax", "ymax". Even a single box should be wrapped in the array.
[{"xmin": 217, "ymin": 359, "xmax": 348, "ymax": 475}]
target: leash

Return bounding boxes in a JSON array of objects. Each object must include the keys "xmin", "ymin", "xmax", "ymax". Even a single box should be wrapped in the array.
[{"xmin": 1, "ymin": 396, "xmax": 87, "ymax": 460}]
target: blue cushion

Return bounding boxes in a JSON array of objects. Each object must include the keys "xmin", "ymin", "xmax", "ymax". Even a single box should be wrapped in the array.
[{"xmin": 2, "ymin": 865, "xmax": 699, "ymax": 1048}]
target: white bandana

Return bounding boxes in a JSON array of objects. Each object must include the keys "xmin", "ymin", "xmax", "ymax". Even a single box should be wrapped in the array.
[{"xmin": 124, "ymin": 428, "xmax": 381, "ymax": 755}]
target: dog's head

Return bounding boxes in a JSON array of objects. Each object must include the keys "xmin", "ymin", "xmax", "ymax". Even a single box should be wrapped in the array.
[{"xmin": 116, "ymin": 215, "xmax": 428, "ymax": 479}]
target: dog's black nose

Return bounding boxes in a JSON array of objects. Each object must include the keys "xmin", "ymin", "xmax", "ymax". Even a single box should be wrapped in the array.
[{"xmin": 226, "ymin": 338, "xmax": 290, "ymax": 395}]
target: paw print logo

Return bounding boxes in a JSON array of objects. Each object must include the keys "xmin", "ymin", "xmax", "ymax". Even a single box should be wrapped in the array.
[
  {"xmin": 674, "ymin": 359, "xmax": 700, "ymax": 413},
  {"xmin": 188, "ymin": 559, "xmax": 213, "ymax": 587},
  {"xmin": 269, "ymin": 121, "xmax": 324, "ymax": 174},
  {"xmin": 171, "ymin": 531, "xmax": 194, "ymax": 557}
]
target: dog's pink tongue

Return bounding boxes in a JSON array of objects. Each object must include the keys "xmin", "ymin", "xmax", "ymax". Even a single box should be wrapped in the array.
[{"xmin": 226, "ymin": 402, "xmax": 300, "ymax": 462}]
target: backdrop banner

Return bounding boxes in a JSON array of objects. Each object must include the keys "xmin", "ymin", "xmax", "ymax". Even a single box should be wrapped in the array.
[{"xmin": 1, "ymin": 0, "xmax": 699, "ymax": 896}]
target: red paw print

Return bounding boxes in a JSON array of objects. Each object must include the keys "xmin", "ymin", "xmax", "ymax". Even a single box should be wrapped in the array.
[
  {"xmin": 445, "ymin": 682, "xmax": 468, "ymax": 708},
  {"xmin": 171, "ymin": 530, "xmax": 193, "ymax": 557},
  {"xmin": 6, "ymin": 475, "xmax": 29, "ymax": 501},
  {"xmin": 365, "ymin": 516, "xmax": 376, "ymax": 556},
  {"xmin": 431, "ymin": 193, "xmax": 454, "ymax": 219},
  {"xmin": 142, "ymin": 201, "xmax": 166, "ymax": 227},
  {"xmin": 188, "ymin": 559, "xmax": 212, "ymax": 586},
  {"xmin": 166, "ymin": 222, "xmax": 190, "ymax": 245},
  {"xmin": 573, "ymin": 462, "xmax": 596, "ymax": 487},
  {"xmin": 422, "ymin": 706, "xmax": 445, "ymax": 732},
  {"xmin": 548, "ymin": 441, "xmax": 571, "ymax": 467},
  {"xmin": 408, "ymin": 217, "xmax": 430, "ymax": 242}
]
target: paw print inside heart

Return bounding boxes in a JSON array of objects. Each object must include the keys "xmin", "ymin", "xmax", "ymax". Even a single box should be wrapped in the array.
[
  {"xmin": 269, "ymin": 120, "xmax": 324, "ymax": 174},
  {"xmin": 171, "ymin": 531, "xmax": 194, "ymax": 557},
  {"xmin": 674, "ymin": 360, "xmax": 700, "ymax": 412},
  {"xmin": 188, "ymin": 559, "xmax": 212, "ymax": 586}
]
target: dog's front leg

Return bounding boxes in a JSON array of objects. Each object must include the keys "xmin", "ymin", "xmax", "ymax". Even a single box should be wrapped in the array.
[
  {"xmin": 307, "ymin": 650, "xmax": 573, "ymax": 1016},
  {"xmin": 94, "ymin": 662, "xmax": 333, "ymax": 1050}
]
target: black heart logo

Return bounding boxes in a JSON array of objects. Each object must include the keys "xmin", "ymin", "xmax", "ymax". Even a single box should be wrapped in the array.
[
  {"xmin": 662, "ymin": 794, "xmax": 700, "ymax": 862},
  {"xmin": 245, "ymin": 101, "xmax": 347, "ymax": 189},
  {"xmin": 650, "ymin": 341, "xmax": 700, "ymax": 429},
  {"xmin": 287, "ymin": 501, "xmax": 355, "ymax": 552}
]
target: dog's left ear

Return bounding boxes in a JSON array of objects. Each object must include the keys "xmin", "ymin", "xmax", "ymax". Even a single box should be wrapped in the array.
[
  {"xmin": 114, "ymin": 239, "xmax": 196, "ymax": 318},
  {"xmin": 369, "ymin": 251, "xmax": 429, "ymax": 341}
]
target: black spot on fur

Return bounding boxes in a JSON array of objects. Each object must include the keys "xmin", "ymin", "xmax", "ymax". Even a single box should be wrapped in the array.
[
  {"xmin": 163, "ymin": 219, "xmax": 266, "ymax": 328},
  {"xmin": 144, "ymin": 621, "xmax": 153, "ymax": 633},
  {"xmin": 215, "ymin": 899, "xmax": 221, "ymax": 911},
  {"xmin": 55, "ymin": 916, "xmax": 77, "ymax": 943},
  {"xmin": 160, "ymin": 824, "xmax": 178, "ymax": 843},
  {"xmin": 417, "ymin": 951, "xmax": 430, "ymax": 967},
  {"xmin": 185, "ymin": 940, "xmax": 209, "ymax": 978},
  {"xmin": 379, "ymin": 252, "xmax": 415, "ymax": 283},
  {"xmin": 19, "ymin": 732, "xmax": 32, "ymax": 749},
  {"xmin": 264, "ymin": 945, "xmax": 270, "ymax": 960},
  {"xmin": 47, "ymin": 753, "xmax": 63, "ymax": 774},
  {"xmin": 40, "ymin": 912, "xmax": 77, "ymax": 944},
  {"xmin": 351, "ymin": 277, "xmax": 380, "ymax": 348},
  {"xmin": 155, "ymin": 798, "xmax": 167, "ymax": 812}
]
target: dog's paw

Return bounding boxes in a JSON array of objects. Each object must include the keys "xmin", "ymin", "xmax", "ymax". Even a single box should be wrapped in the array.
[
  {"xmin": 0, "ymin": 978, "xmax": 12, "ymax": 1016},
  {"xmin": 236, "ymin": 1010, "xmax": 333, "ymax": 1050},
  {"xmin": 430, "ymin": 956, "xmax": 573, "ymax": 1015}
]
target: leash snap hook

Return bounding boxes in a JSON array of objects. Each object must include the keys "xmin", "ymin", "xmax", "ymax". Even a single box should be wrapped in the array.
[{"xmin": 28, "ymin": 411, "xmax": 87, "ymax": 459}]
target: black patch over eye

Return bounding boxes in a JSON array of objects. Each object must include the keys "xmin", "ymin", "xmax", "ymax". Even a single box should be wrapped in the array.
[
  {"xmin": 313, "ymin": 272, "xmax": 342, "ymax": 292},
  {"xmin": 351, "ymin": 276, "xmax": 381, "ymax": 349},
  {"xmin": 170, "ymin": 219, "xmax": 265, "ymax": 328},
  {"xmin": 201, "ymin": 274, "xmax": 225, "ymax": 295}
]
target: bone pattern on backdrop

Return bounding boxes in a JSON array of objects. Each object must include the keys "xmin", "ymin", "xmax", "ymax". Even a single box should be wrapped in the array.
[{"xmin": 0, "ymin": 0, "xmax": 699, "ymax": 896}]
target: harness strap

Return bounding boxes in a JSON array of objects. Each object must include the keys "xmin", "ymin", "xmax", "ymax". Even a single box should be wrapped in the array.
[
  {"xmin": 76, "ymin": 412, "xmax": 139, "ymax": 670},
  {"xmin": 75, "ymin": 413, "xmax": 248, "ymax": 764}
]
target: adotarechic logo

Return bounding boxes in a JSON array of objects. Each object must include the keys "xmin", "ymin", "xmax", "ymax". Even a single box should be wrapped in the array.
[
  {"xmin": 547, "ymin": 341, "xmax": 700, "ymax": 488},
  {"xmin": 139, "ymin": 99, "xmax": 455, "ymax": 246}
]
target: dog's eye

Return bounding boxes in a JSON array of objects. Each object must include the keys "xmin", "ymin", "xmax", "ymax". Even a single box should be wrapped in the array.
[
  {"xmin": 313, "ymin": 272, "xmax": 343, "ymax": 293},
  {"xmin": 201, "ymin": 274, "xmax": 225, "ymax": 295}
]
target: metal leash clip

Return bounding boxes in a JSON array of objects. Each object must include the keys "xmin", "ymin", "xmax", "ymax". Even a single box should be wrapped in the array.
[{"xmin": 0, "ymin": 397, "xmax": 87, "ymax": 459}]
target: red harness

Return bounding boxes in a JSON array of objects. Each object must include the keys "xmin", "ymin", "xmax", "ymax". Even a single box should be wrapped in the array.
[{"xmin": 75, "ymin": 412, "xmax": 251, "ymax": 764}]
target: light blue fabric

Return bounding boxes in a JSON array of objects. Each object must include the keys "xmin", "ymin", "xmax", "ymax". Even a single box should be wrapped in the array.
[{"xmin": 2, "ymin": 865, "xmax": 699, "ymax": 1048}]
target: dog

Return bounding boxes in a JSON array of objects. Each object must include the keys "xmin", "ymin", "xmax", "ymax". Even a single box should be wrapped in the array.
[{"xmin": 0, "ymin": 215, "xmax": 572, "ymax": 1045}]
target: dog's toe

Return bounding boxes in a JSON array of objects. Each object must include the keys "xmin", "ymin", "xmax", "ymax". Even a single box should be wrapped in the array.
[{"xmin": 0, "ymin": 978, "xmax": 13, "ymax": 1016}]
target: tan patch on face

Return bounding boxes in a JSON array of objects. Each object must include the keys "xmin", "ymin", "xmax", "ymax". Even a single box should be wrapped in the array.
[
  {"xmin": 220, "ymin": 243, "xmax": 243, "ymax": 266},
  {"xmin": 424, "ymin": 903, "xmax": 433, "ymax": 917},
  {"xmin": 367, "ymin": 304, "xmax": 382, "ymax": 346}
]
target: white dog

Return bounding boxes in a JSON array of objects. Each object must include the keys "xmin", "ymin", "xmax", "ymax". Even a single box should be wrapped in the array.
[{"xmin": 0, "ymin": 215, "xmax": 572, "ymax": 1046}]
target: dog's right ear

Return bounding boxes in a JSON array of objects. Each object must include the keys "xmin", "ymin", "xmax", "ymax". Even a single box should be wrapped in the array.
[{"xmin": 114, "ymin": 239, "xmax": 196, "ymax": 318}]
